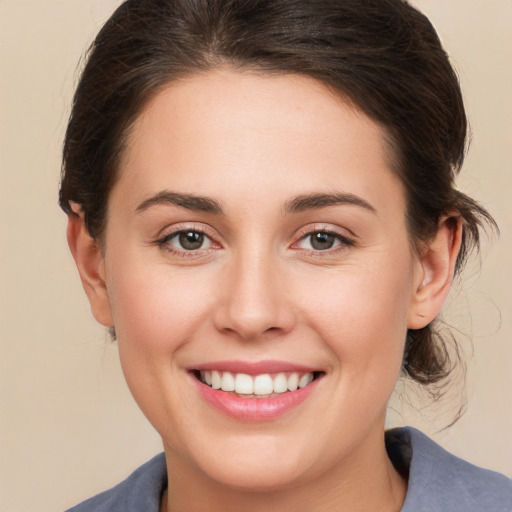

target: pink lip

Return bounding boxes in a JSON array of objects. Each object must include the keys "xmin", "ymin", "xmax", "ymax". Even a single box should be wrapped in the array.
[
  {"xmin": 191, "ymin": 360, "xmax": 319, "ymax": 375},
  {"xmin": 190, "ymin": 369, "xmax": 322, "ymax": 422}
]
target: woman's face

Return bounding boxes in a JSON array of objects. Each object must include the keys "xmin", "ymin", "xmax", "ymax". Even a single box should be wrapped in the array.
[{"xmin": 99, "ymin": 70, "xmax": 425, "ymax": 490}]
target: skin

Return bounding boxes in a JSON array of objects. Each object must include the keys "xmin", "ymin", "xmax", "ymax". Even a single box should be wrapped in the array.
[{"xmin": 68, "ymin": 69, "xmax": 462, "ymax": 511}]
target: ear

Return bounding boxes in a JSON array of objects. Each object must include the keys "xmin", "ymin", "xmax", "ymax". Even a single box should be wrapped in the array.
[
  {"xmin": 408, "ymin": 216, "xmax": 463, "ymax": 329},
  {"xmin": 66, "ymin": 204, "xmax": 114, "ymax": 327}
]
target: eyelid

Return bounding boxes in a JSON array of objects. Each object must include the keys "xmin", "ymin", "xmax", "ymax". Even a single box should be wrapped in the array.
[
  {"xmin": 290, "ymin": 224, "xmax": 356, "ymax": 252},
  {"xmin": 155, "ymin": 222, "xmax": 223, "ymax": 255},
  {"xmin": 156, "ymin": 222, "xmax": 219, "ymax": 241},
  {"xmin": 293, "ymin": 223, "xmax": 356, "ymax": 243}
]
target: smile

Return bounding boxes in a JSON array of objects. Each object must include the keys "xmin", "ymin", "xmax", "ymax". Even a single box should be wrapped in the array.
[
  {"xmin": 190, "ymin": 364, "xmax": 324, "ymax": 421},
  {"xmin": 196, "ymin": 370, "xmax": 316, "ymax": 397}
]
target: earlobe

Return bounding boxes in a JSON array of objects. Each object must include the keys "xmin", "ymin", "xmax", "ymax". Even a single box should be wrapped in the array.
[
  {"xmin": 407, "ymin": 217, "xmax": 463, "ymax": 330},
  {"xmin": 66, "ymin": 204, "xmax": 114, "ymax": 327}
]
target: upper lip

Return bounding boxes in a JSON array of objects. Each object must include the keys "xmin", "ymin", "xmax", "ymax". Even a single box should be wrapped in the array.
[{"xmin": 190, "ymin": 360, "xmax": 321, "ymax": 375}]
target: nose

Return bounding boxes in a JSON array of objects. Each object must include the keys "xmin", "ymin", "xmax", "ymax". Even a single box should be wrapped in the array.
[{"xmin": 213, "ymin": 249, "xmax": 296, "ymax": 341}]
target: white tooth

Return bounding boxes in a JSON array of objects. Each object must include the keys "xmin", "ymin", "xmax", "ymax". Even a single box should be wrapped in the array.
[
  {"xmin": 235, "ymin": 373, "xmax": 254, "ymax": 394},
  {"xmin": 253, "ymin": 374, "xmax": 274, "ymax": 395},
  {"xmin": 298, "ymin": 373, "xmax": 314, "ymax": 388},
  {"xmin": 221, "ymin": 372, "xmax": 235, "ymax": 392},
  {"xmin": 204, "ymin": 371, "xmax": 212, "ymax": 386},
  {"xmin": 211, "ymin": 370, "xmax": 222, "ymax": 389},
  {"xmin": 273, "ymin": 373, "xmax": 288, "ymax": 393},
  {"xmin": 287, "ymin": 372, "xmax": 299, "ymax": 391}
]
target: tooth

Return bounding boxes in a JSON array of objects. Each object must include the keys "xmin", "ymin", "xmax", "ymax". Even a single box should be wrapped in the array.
[
  {"xmin": 235, "ymin": 373, "xmax": 254, "ymax": 394},
  {"xmin": 206, "ymin": 369, "xmax": 315, "ymax": 394},
  {"xmin": 273, "ymin": 373, "xmax": 288, "ymax": 393},
  {"xmin": 253, "ymin": 374, "xmax": 274, "ymax": 395},
  {"xmin": 221, "ymin": 372, "xmax": 235, "ymax": 392},
  {"xmin": 211, "ymin": 370, "xmax": 222, "ymax": 389},
  {"xmin": 287, "ymin": 372, "xmax": 299, "ymax": 391},
  {"xmin": 298, "ymin": 373, "xmax": 313, "ymax": 388}
]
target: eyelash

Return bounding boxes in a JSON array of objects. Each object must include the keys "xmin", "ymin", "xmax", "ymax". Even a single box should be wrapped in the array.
[
  {"xmin": 155, "ymin": 226, "xmax": 355, "ymax": 258},
  {"xmin": 292, "ymin": 228, "xmax": 356, "ymax": 254},
  {"xmin": 156, "ymin": 226, "xmax": 219, "ymax": 258}
]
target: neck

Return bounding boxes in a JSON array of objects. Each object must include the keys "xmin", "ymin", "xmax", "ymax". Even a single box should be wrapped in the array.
[{"xmin": 161, "ymin": 427, "xmax": 406, "ymax": 512}]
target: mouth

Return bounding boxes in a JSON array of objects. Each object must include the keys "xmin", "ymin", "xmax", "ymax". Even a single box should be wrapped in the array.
[
  {"xmin": 189, "ymin": 361, "xmax": 325, "ymax": 420},
  {"xmin": 191, "ymin": 369, "xmax": 324, "ymax": 398}
]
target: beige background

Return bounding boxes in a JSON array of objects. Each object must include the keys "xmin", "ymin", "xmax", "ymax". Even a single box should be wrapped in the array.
[{"xmin": 0, "ymin": 1, "xmax": 511, "ymax": 511}]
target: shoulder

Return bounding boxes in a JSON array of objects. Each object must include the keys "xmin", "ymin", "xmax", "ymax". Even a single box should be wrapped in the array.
[
  {"xmin": 64, "ymin": 453, "xmax": 167, "ymax": 512},
  {"xmin": 386, "ymin": 427, "xmax": 512, "ymax": 512}
]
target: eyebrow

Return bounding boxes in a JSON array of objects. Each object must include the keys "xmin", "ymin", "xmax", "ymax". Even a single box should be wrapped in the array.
[
  {"xmin": 135, "ymin": 190, "xmax": 376, "ymax": 216},
  {"xmin": 135, "ymin": 191, "xmax": 224, "ymax": 215},
  {"xmin": 283, "ymin": 192, "xmax": 376, "ymax": 215}
]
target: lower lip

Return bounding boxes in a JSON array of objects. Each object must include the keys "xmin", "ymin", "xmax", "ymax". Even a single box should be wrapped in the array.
[{"xmin": 192, "ymin": 374, "xmax": 319, "ymax": 421}]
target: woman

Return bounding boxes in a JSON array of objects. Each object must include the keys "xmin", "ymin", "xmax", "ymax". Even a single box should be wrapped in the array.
[{"xmin": 59, "ymin": 0, "xmax": 512, "ymax": 510}]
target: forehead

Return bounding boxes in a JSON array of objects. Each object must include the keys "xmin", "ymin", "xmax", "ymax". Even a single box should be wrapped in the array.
[{"xmin": 115, "ymin": 68, "xmax": 403, "ymax": 215}]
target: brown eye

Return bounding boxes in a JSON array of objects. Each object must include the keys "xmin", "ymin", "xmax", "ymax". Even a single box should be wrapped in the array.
[
  {"xmin": 293, "ymin": 229, "xmax": 355, "ymax": 253},
  {"xmin": 309, "ymin": 232, "xmax": 336, "ymax": 250},
  {"xmin": 160, "ymin": 230, "xmax": 212, "ymax": 253},
  {"xmin": 178, "ymin": 231, "xmax": 205, "ymax": 250}
]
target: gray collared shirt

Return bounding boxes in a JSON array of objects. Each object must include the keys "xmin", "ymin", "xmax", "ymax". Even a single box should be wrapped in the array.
[{"xmin": 65, "ymin": 427, "xmax": 512, "ymax": 511}]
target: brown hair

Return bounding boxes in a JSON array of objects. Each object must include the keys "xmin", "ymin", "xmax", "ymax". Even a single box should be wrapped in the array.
[{"xmin": 59, "ymin": 0, "xmax": 496, "ymax": 391}]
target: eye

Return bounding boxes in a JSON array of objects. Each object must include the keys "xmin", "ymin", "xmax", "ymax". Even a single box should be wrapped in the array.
[
  {"xmin": 294, "ymin": 230, "xmax": 354, "ymax": 252},
  {"xmin": 160, "ymin": 230, "xmax": 213, "ymax": 252},
  {"xmin": 305, "ymin": 232, "xmax": 337, "ymax": 250}
]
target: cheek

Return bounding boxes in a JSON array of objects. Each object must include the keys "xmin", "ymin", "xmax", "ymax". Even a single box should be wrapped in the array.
[
  {"xmin": 307, "ymin": 275, "xmax": 411, "ymax": 441},
  {"xmin": 296, "ymin": 257, "xmax": 413, "ymax": 377},
  {"xmin": 105, "ymin": 257, "xmax": 214, "ymax": 354},
  {"xmin": 103, "ymin": 259, "xmax": 215, "ymax": 435}
]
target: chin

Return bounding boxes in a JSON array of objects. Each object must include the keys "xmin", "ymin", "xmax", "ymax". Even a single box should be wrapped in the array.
[
  {"xmin": 201, "ymin": 456, "xmax": 306, "ymax": 492},
  {"xmin": 173, "ymin": 431, "xmax": 316, "ymax": 492}
]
